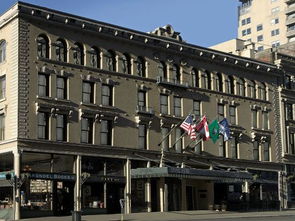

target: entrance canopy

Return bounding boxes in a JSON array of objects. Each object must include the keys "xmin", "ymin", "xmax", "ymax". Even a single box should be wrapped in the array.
[{"xmin": 131, "ymin": 167, "xmax": 252, "ymax": 183}]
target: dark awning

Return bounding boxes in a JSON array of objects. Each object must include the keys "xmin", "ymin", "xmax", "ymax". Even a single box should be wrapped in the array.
[{"xmin": 131, "ymin": 167, "xmax": 252, "ymax": 182}]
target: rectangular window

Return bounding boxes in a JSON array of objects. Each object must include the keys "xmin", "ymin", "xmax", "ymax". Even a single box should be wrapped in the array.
[
  {"xmin": 0, "ymin": 75, "xmax": 5, "ymax": 100},
  {"xmin": 138, "ymin": 124, "xmax": 147, "ymax": 149},
  {"xmin": 56, "ymin": 76, "xmax": 67, "ymax": 100},
  {"xmin": 231, "ymin": 137, "xmax": 238, "ymax": 159},
  {"xmin": 263, "ymin": 141, "xmax": 270, "ymax": 161},
  {"xmin": 138, "ymin": 90, "xmax": 146, "ymax": 108},
  {"xmin": 193, "ymin": 100, "xmax": 201, "ymax": 118},
  {"xmin": 289, "ymin": 132, "xmax": 295, "ymax": 155},
  {"xmin": 286, "ymin": 103, "xmax": 293, "ymax": 120},
  {"xmin": 174, "ymin": 97, "xmax": 182, "ymax": 117},
  {"xmin": 229, "ymin": 106, "xmax": 236, "ymax": 125},
  {"xmin": 257, "ymin": 35, "xmax": 263, "ymax": 42},
  {"xmin": 101, "ymin": 120, "xmax": 112, "ymax": 145},
  {"xmin": 271, "ymin": 18, "xmax": 279, "ymax": 25},
  {"xmin": 257, "ymin": 24, "xmax": 263, "ymax": 31},
  {"xmin": 271, "ymin": 40, "xmax": 280, "ymax": 48},
  {"xmin": 271, "ymin": 7, "xmax": 280, "ymax": 14},
  {"xmin": 56, "ymin": 114, "xmax": 67, "ymax": 141},
  {"xmin": 82, "ymin": 81, "xmax": 94, "ymax": 103},
  {"xmin": 253, "ymin": 140, "xmax": 259, "ymax": 160},
  {"xmin": 252, "ymin": 110, "xmax": 258, "ymax": 128},
  {"xmin": 160, "ymin": 94, "xmax": 168, "ymax": 115},
  {"xmin": 0, "ymin": 114, "xmax": 5, "ymax": 140},
  {"xmin": 257, "ymin": 46, "xmax": 264, "ymax": 51},
  {"xmin": 38, "ymin": 74, "xmax": 49, "ymax": 97},
  {"xmin": 81, "ymin": 117, "xmax": 93, "ymax": 144},
  {"xmin": 38, "ymin": 112, "xmax": 49, "ymax": 139},
  {"xmin": 271, "ymin": 29, "xmax": 280, "ymax": 36},
  {"xmin": 161, "ymin": 127, "xmax": 170, "ymax": 151},
  {"xmin": 217, "ymin": 104, "xmax": 225, "ymax": 121},
  {"xmin": 219, "ymin": 137, "xmax": 226, "ymax": 157},
  {"xmin": 175, "ymin": 128, "xmax": 183, "ymax": 153},
  {"xmin": 262, "ymin": 111, "xmax": 269, "ymax": 130},
  {"xmin": 101, "ymin": 84, "xmax": 112, "ymax": 106}
]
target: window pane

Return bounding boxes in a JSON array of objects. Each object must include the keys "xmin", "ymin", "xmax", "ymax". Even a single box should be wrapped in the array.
[{"xmin": 0, "ymin": 114, "xmax": 5, "ymax": 140}]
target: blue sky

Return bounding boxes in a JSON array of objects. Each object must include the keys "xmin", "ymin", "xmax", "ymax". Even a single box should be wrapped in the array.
[{"xmin": 0, "ymin": 0, "xmax": 240, "ymax": 47}]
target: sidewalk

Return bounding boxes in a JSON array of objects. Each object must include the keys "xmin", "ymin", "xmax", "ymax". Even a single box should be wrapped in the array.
[{"xmin": 22, "ymin": 210, "xmax": 295, "ymax": 221}]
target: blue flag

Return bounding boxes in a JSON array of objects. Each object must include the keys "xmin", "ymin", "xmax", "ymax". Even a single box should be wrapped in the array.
[{"xmin": 219, "ymin": 118, "xmax": 230, "ymax": 141}]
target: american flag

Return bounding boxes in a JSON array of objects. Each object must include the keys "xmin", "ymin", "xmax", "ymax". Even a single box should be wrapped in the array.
[{"xmin": 180, "ymin": 115, "xmax": 197, "ymax": 140}]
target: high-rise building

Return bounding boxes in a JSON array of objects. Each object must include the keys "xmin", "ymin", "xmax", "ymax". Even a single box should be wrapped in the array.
[{"xmin": 238, "ymin": 0, "xmax": 295, "ymax": 51}]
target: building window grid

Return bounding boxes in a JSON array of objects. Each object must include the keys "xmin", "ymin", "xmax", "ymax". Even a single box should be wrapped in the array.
[
  {"xmin": 218, "ymin": 104, "xmax": 225, "ymax": 122},
  {"xmin": 136, "ymin": 57, "xmax": 146, "ymax": 77},
  {"xmin": 138, "ymin": 90, "xmax": 146, "ymax": 109},
  {"xmin": 286, "ymin": 103, "xmax": 293, "ymax": 120},
  {"xmin": 219, "ymin": 137, "xmax": 226, "ymax": 157},
  {"xmin": 37, "ymin": 35, "xmax": 49, "ymax": 58},
  {"xmin": 73, "ymin": 43, "xmax": 84, "ymax": 65},
  {"xmin": 289, "ymin": 132, "xmax": 295, "ymax": 155},
  {"xmin": 122, "ymin": 54, "xmax": 131, "ymax": 74},
  {"xmin": 257, "ymin": 35, "xmax": 263, "ymax": 42},
  {"xmin": 257, "ymin": 24, "xmax": 263, "ymax": 32},
  {"xmin": 216, "ymin": 73, "xmax": 223, "ymax": 92},
  {"xmin": 271, "ymin": 29, "xmax": 280, "ymax": 36},
  {"xmin": 229, "ymin": 106, "xmax": 237, "ymax": 125}
]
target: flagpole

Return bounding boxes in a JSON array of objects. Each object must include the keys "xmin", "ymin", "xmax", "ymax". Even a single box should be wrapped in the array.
[{"xmin": 157, "ymin": 120, "xmax": 183, "ymax": 147}]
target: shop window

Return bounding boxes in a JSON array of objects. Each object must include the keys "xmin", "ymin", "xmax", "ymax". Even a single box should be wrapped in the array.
[
  {"xmin": 56, "ymin": 76, "xmax": 67, "ymax": 100},
  {"xmin": 82, "ymin": 81, "xmax": 94, "ymax": 103},
  {"xmin": 37, "ymin": 35, "xmax": 49, "ymax": 58},
  {"xmin": 81, "ymin": 117, "xmax": 93, "ymax": 144},
  {"xmin": 38, "ymin": 74, "xmax": 49, "ymax": 97},
  {"xmin": 101, "ymin": 84, "xmax": 112, "ymax": 106},
  {"xmin": 100, "ymin": 120, "xmax": 112, "ymax": 145},
  {"xmin": 55, "ymin": 39, "xmax": 67, "ymax": 62},
  {"xmin": 73, "ymin": 42, "xmax": 84, "ymax": 65},
  {"xmin": 0, "ymin": 40, "xmax": 6, "ymax": 63},
  {"xmin": 38, "ymin": 112, "xmax": 49, "ymax": 139},
  {"xmin": 56, "ymin": 114, "xmax": 67, "ymax": 141}
]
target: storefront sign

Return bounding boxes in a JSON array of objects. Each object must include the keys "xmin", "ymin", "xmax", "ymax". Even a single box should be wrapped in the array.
[{"xmin": 28, "ymin": 172, "xmax": 75, "ymax": 181}]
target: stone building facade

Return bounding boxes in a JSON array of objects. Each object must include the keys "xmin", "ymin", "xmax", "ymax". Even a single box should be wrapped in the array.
[{"xmin": 0, "ymin": 2, "xmax": 287, "ymax": 220}]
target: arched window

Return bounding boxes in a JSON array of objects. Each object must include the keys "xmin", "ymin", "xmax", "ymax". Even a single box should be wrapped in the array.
[
  {"xmin": 90, "ymin": 47, "xmax": 100, "ymax": 68},
  {"xmin": 192, "ymin": 69, "xmax": 199, "ymax": 88},
  {"xmin": 0, "ymin": 40, "xmax": 6, "ymax": 63},
  {"xmin": 122, "ymin": 53, "xmax": 131, "ymax": 74},
  {"xmin": 158, "ymin": 61, "xmax": 167, "ymax": 79},
  {"xmin": 216, "ymin": 73, "xmax": 223, "ymax": 92},
  {"xmin": 237, "ymin": 78, "xmax": 245, "ymax": 96},
  {"xmin": 37, "ymin": 35, "xmax": 49, "ymax": 58},
  {"xmin": 248, "ymin": 80, "xmax": 256, "ymax": 98},
  {"xmin": 73, "ymin": 42, "xmax": 84, "ymax": 65},
  {"xmin": 105, "ymin": 50, "xmax": 116, "ymax": 72},
  {"xmin": 55, "ymin": 39, "xmax": 67, "ymax": 62},
  {"xmin": 229, "ymin": 76, "xmax": 235, "ymax": 94},
  {"xmin": 201, "ymin": 70, "xmax": 211, "ymax": 90},
  {"xmin": 136, "ymin": 56, "xmax": 145, "ymax": 77},
  {"xmin": 171, "ymin": 64, "xmax": 181, "ymax": 84},
  {"xmin": 259, "ymin": 82, "xmax": 267, "ymax": 100}
]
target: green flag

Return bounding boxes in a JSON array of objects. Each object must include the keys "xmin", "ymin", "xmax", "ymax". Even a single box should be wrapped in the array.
[{"xmin": 209, "ymin": 120, "xmax": 220, "ymax": 143}]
